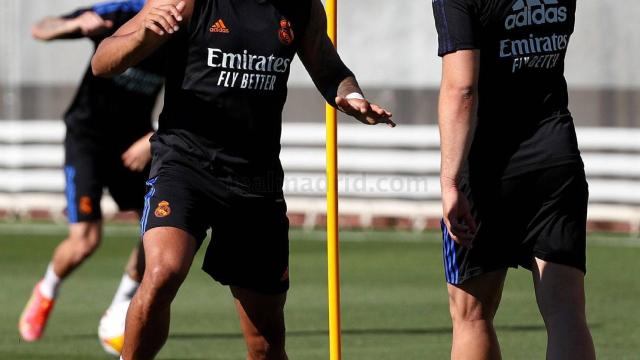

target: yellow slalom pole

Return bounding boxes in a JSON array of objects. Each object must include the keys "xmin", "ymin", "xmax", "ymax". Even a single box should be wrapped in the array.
[{"xmin": 325, "ymin": 0, "xmax": 341, "ymax": 359}]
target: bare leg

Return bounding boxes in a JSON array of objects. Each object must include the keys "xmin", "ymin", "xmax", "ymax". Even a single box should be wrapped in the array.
[
  {"xmin": 121, "ymin": 227, "xmax": 197, "ymax": 360},
  {"xmin": 19, "ymin": 221, "xmax": 103, "ymax": 341},
  {"xmin": 532, "ymin": 258, "xmax": 595, "ymax": 360},
  {"xmin": 448, "ymin": 270, "xmax": 507, "ymax": 360},
  {"xmin": 108, "ymin": 211, "xmax": 146, "ymax": 306},
  {"xmin": 107, "ymin": 241, "xmax": 146, "ymax": 307},
  {"xmin": 232, "ymin": 287, "xmax": 288, "ymax": 360},
  {"xmin": 125, "ymin": 210, "xmax": 146, "ymax": 282},
  {"xmin": 124, "ymin": 241, "xmax": 146, "ymax": 283},
  {"xmin": 52, "ymin": 221, "xmax": 103, "ymax": 278}
]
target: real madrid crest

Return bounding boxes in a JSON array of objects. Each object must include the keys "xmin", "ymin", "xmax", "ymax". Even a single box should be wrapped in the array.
[
  {"xmin": 278, "ymin": 18, "xmax": 294, "ymax": 45},
  {"xmin": 154, "ymin": 200, "xmax": 171, "ymax": 218}
]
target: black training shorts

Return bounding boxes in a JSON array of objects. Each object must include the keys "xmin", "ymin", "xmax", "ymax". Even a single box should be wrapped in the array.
[
  {"xmin": 140, "ymin": 153, "xmax": 290, "ymax": 294},
  {"xmin": 64, "ymin": 130, "xmax": 149, "ymax": 223},
  {"xmin": 442, "ymin": 163, "xmax": 588, "ymax": 285}
]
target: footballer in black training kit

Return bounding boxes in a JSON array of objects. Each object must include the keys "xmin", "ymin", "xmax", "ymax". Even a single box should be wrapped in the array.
[
  {"xmin": 92, "ymin": 0, "xmax": 394, "ymax": 358},
  {"xmin": 20, "ymin": 0, "xmax": 165, "ymax": 348},
  {"xmin": 63, "ymin": 2, "xmax": 165, "ymax": 220},
  {"xmin": 433, "ymin": 0, "xmax": 595, "ymax": 359}
]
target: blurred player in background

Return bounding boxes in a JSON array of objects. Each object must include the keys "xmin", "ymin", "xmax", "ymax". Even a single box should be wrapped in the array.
[
  {"xmin": 19, "ymin": 0, "xmax": 165, "ymax": 345},
  {"xmin": 433, "ymin": 0, "xmax": 595, "ymax": 359},
  {"xmin": 92, "ymin": 0, "xmax": 394, "ymax": 358}
]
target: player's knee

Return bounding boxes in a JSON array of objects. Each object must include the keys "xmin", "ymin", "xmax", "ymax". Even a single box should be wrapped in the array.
[
  {"xmin": 246, "ymin": 335, "xmax": 285, "ymax": 360},
  {"xmin": 69, "ymin": 231, "xmax": 102, "ymax": 259},
  {"xmin": 449, "ymin": 293, "xmax": 500, "ymax": 324},
  {"xmin": 143, "ymin": 264, "xmax": 187, "ymax": 303}
]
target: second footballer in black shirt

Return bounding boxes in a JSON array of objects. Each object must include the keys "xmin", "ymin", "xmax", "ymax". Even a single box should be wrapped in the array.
[{"xmin": 433, "ymin": 0, "xmax": 595, "ymax": 359}]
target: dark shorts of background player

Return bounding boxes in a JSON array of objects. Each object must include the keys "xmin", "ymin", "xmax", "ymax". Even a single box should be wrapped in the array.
[
  {"xmin": 140, "ymin": 156, "xmax": 290, "ymax": 295},
  {"xmin": 442, "ymin": 163, "xmax": 588, "ymax": 285},
  {"xmin": 64, "ymin": 130, "xmax": 149, "ymax": 223}
]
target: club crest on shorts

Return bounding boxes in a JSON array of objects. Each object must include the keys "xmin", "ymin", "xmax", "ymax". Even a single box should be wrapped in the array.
[
  {"xmin": 79, "ymin": 196, "xmax": 93, "ymax": 215},
  {"xmin": 280, "ymin": 267, "xmax": 289, "ymax": 281},
  {"xmin": 154, "ymin": 201, "xmax": 171, "ymax": 218},
  {"xmin": 278, "ymin": 18, "xmax": 294, "ymax": 45}
]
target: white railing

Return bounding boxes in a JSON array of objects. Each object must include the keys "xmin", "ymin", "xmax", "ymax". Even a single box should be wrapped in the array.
[{"xmin": 0, "ymin": 121, "xmax": 639, "ymax": 231}]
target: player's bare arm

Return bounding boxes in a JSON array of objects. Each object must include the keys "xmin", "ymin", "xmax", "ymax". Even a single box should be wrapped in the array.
[
  {"xmin": 297, "ymin": 0, "xmax": 395, "ymax": 127},
  {"xmin": 31, "ymin": 11, "xmax": 113, "ymax": 41},
  {"xmin": 439, "ymin": 49, "xmax": 480, "ymax": 248},
  {"xmin": 92, "ymin": 0, "xmax": 194, "ymax": 77}
]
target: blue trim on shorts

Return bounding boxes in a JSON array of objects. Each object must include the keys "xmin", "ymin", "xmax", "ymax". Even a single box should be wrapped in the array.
[
  {"xmin": 64, "ymin": 166, "xmax": 78, "ymax": 223},
  {"xmin": 140, "ymin": 177, "xmax": 157, "ymax": 236},
  {"xmin": 92, "ymin": 0, "xmax": 145, "ymax": 16},
  {"xmin": 441, "ymin": 219, "xmax": 460, "ymax": 284}
]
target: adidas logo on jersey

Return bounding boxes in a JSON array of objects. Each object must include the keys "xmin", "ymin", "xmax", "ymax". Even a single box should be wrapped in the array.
[
  {"xmin": 505, "ymin": 0, "xmax": 567, "ymax": 30},
  {"xmin": 210, "ymin": 19, "xmax": 230, "ymax": 33}
]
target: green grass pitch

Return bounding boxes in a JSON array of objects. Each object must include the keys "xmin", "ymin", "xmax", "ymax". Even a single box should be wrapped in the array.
[{"xmin": 0, "ymin": 223, "xmax": 638, "ymax": 359}]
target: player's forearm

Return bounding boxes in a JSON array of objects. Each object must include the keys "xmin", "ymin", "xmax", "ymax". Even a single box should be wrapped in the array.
[
  {"xmin": 303, "ymin": 56, "xmax": 355, "ymax": 107},
  {"xmin": 92, "ymin": 31, "xmax": 153, "ymax": 77},
  {"xmin": 438, "ymin": 84, "xmax": 477, "ymax": 189},
  {"xmin": 31, "ymin": 17, "xmax": 79, "ymax": 41},
  {"xmin": 438, "ymin": 50, "xmax": 479, "ymax": 189},
  {"xmin": 337, "ymin": 76, "xmax": 363, "ymax": 98}
]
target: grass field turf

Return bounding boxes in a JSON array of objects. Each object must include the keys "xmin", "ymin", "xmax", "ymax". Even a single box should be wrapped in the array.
[{"xmin": 0, "ymin": 223, "xmax": 638, "ymax": 359}]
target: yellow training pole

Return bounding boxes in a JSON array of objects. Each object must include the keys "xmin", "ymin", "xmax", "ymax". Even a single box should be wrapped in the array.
[{"xmin": 325, "ymin": 0, "xmax": 341, "ymax": 359}]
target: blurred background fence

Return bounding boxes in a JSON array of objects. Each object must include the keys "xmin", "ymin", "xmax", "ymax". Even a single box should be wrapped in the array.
[{"xmin": 0, "ymin": 0, "xmax": 638, "ymax": 232}]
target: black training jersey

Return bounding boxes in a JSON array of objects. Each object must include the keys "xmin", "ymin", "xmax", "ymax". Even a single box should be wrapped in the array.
[
  {"xmin": 154, "ymin": 0, "xmax": 312, "ymax": 190},
  {"xmin": 433, "ymin": 0, "xmax": 582, "ymax": 178},
  {"xmin": 63, "ymin": 0, "xmax": 165, "ymax": 148}
]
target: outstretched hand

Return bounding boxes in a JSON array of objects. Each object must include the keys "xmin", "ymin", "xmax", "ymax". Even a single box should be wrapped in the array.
[{"xmin": 335, "ymin": 96, "xmax": 396, "ymax": 128}]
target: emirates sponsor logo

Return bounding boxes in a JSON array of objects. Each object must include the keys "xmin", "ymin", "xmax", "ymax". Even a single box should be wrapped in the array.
[{"xmin": 207, "ymin": 48, "xmax": 292, "ymax": 91}]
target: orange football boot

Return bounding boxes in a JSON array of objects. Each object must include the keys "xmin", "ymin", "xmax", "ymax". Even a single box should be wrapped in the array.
[{"xmin": 19, "ymin": 281, "xmax": 55, "ymax": 342}]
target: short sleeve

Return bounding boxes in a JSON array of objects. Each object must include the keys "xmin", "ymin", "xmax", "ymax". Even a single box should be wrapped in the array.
[
  {"xmin": 91, "ymin": 0, "xmax": 145, "ymax": 28},
  {"xmin": 432, "ymin": 0, "xmax": 479, "ymax": 57},
  {"xmin": 91, "ymin": 0, "xmax": 145, "ymax": 19}
]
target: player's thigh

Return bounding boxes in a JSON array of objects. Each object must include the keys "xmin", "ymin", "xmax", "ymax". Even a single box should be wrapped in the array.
[
  {"xmin": 204, "ymin": 195, "xmax": 290, "ymax": 294},
  {"xmin": 140, "ymin": 171, "xmax": 209, "ymax": 288},
  {"xmin": 441, "ymin": 175, "xmax": 526, "ymax": 285},
  {"xmin": 142, "ymin": 227, "xmax": 198, "ymax": 290},
  {"xmin": 231, "ymin": 286, "xmax": 287, "ymax": 344},
  {"xmin": 532, "ymin": 258, "xmax": 586, "ymax": 319},
  {"xmin": 528, "ymin": 164, "xmax": 588, "ymax": 273},
  {"xmin": 140, "ymin": 170, "xmax": 209, "ymax": 246},
  {"xmin": 448, "ymin": 269, "xmax": 507, "ymax": 322}
]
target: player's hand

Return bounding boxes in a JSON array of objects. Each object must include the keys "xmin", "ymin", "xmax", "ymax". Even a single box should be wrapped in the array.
[
  {"xmin": 69, "ymin": 11, "xmax": 113, "ymax": 37},
  {"xmin": 335, "ymin": 96, "xmax": 396, "ymax": 128},
  {"xmin": 441, "ymin": 183, "xmax": 477, "ymax": 248},
  {"xmin": 137, "ymin": 0, "xmax": 186, "ymax": 39},
  {"xmin": 121, "ymin": 134, "xmax": 152, "ymax": 172}
]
